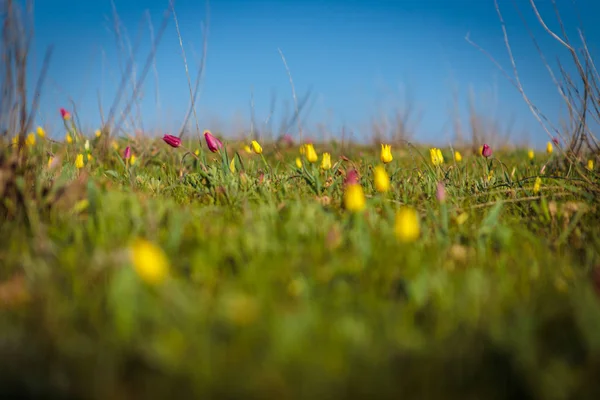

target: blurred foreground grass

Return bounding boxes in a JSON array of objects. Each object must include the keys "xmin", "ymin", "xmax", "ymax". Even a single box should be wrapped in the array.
[{"xmin": 1, "ymin": 133, "xmax": 600, "ymax": 400}]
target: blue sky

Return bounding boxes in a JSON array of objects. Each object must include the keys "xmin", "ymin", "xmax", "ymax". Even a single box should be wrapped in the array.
[{"xmin": 27, "ymin": 0, "xmax": 600, "ymax": 148}]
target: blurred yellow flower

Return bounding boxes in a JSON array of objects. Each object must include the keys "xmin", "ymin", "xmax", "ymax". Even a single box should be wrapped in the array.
[
  {"xmin": 587, "ymin": 159, "xmax": 594, "ymax": 171},
  {"xmin": 130, "ymin": 238, "xmax": 169, "ymax": 285},
  {"xmin": 374, "ymin": 165, "xmax": 390, "ymax": 193},
  {"xmin": 305, "ymin": 143, "xmax": 318, "ymax": 163},
  {"xmin": 295, "ymin": 157, "xmax": 303, "ymax": 169},
  {"xmin": 533, "ymin": 176, "xmax": 542, "ymax": 194},
  {"xmin": 84, "ymin": 140, "xmax": 90, "ymax": 151},
  {"xmin": 454, "ymin": 151, "xmax": 462, "ymax": 162},
  {"xmin": 47, "ymin": 156, "xmax": 54, "ymax": 168},
  {"xmin": 528, "ymin": 149, "xmax": 534, "ymax": 160},
  {"xmin": 11, "ymin": 136, "xmax": 18, "ymax": 145},
  {"xmin": 130, "ymin": 154, "xmax": 137, "ymax": 165},
  {"xmin": 229, "ymin": 158, "xmax": 236, "ymax": 173},
  {"xmin": 478, "ymin": 145, "xmax": 483, "ymax": 156},
  {"xmin": 299, "ymin": 144, "xmax": 306, "ymax": 155},
  {"xmin": 395, "ymin": 206, "xmax": 420, "ymax": 243},
  {"xmin": 25, "ymin": 133, "xmax": 36, "ymax": 147},
  {"xmin": 194, "ymin": 149, "xmax": 200, "ymax": 156},
  {"xmin": 111, "ymin": 141, "xmax": 119, "ymax": 151},
  {"xmin": 321, "ymin": 152, "xmax": 332, "ymax": 170},
  {"xmin": 75, "ymin": 154, "xmax": 84, "ymax": 169},
  {"xmin": 66, "ymin": 133, "xmax": 73, "ymax": 144},
  {"xmin": 380, "ymin": 143, "xmax": 393, "ymax": 164},
  {"xmin": 251, "ymin": 140, "xmax": 263, "ymax": 154},
  {"xmin": 87, "ymin": 154, "xmax": 93, "ymax": 162},
  {"xmin": 344, "ymin": 183, "xmax": 366, "ymax": 213},
  {"xmin": 546, "ymin": 142, "xmax": 553, "ymax": 154},
  {"xmin": 95, "ymin": 129, "xmax": 102, "ymax": 138},
  {"xmin": 36, "ymin": 126, "xmax": 46, "ymax": 138},
  {"xmin": 430, "ymin": 148, "xmax": 444, "ymax": 166},
  {"xmin": 455, "ymin": 212, "xmax": 469, "ymax": 225},
  {"xmin": 243, "ymin": 145, "xmax": 252, "ymax": 154}
]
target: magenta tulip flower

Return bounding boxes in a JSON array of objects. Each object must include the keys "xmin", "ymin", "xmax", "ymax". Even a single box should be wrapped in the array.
[
  {"xmin": 203, "ymin": 130, "xmax": 223, "ymax": 153},
  {"xmin": 123, "ymin": 146, "xmax": 131, "ymax": 159},
  {"xmin": 481, "ymin": 144, "xmax": 492, "ymax": 158},
  {"xmin": 162, "ymin": 134, "xmax": 181, "ymax": 148}
]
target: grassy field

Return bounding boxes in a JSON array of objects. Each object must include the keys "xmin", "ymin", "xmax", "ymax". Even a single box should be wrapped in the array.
[{"xmin": 1, "ymin": 127, "xmax": 599, "ymax": 399}]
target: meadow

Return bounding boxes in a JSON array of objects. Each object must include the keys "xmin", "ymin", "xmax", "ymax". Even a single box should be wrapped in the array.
[
  {"xmin": 2, "ymin": 0, "xmax": 600, "ymax": 399},
  {"xmin": 1, "ymin": 123, "xmax": 599, "ymax": 399}
]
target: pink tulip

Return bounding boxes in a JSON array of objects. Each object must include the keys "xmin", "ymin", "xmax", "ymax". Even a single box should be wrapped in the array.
[
  {"xmin": 552, "ymin": 137, "xmax": 559, "ymax": 145},
  {"xmin": 162, "ymin": 134, "xmax": 181, "ymax": 148},
  {"xmin": 481, "ymin": 144, "xmax": 492, "ymax": 158},
  {"xmin": 60, "ymin": 108, "xmax": 71, "ymax": 120},
  {"xmin": 345, "ymin": 169, "xmax": 359, "ymax": 185},
  {"xmin": 124, "ymin": 146, "xmax": 131, "ymax": 159},
  {"xmin": 436, "ymin": 181, "xmax": 446, "ymax": 203},
  {"xmin": 203, "ymin": 130, "xmax": 223, "ymax": 153}
]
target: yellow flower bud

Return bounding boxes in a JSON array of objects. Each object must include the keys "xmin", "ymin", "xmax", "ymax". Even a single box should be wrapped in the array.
[
  {"xmin": 344, "ymin": 184, "xmax": 366, "ymax": 213},
  {"xmin": 321, "ymin": 152, "xmax": 332, "ymax": 170},
  {"xmin": 130, "ymin": 238, "xmax": 169, "ymax": 285},
  {"xmin": 374, "ymin": 165, "xmax": 390, "ymax": 193},
  {"xmin": 251, "ymin": 140, "xmax": 263, "ymax": 154},
  {"xmin": 380, "ymin": 143, "xmax": 393, "ymax": 164},
  {"xmin": 305, "ymin": 143, "xmax": 318, "ymax": 163},
  {"xmin": 75, "ymin": 154, "xmax": 84, "ymax": 169},
  {"xmin": 395, "ymin": 206, "xmax": 420, "ymax": 243}
]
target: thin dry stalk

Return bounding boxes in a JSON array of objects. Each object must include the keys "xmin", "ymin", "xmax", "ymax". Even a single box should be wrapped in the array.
[
  {"xmin": 176, "ymin": 0, "xmax": 210, "ymax": 141},
  {"xmin": 278, "ymin": 48, "xmax": 302, "ymax": 143}
]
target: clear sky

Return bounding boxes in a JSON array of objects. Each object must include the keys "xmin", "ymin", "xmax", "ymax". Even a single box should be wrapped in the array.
[{"xmin": 27, "ymin": 0, "xmax": 600, "ymax": 148}]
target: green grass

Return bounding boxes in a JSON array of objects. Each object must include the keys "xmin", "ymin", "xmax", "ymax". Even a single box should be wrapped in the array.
[{"xmin": 1, "ymin": 134, "xmax": 599, "ymax": 400}]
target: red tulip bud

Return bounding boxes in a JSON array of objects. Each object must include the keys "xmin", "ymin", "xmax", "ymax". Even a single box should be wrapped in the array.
[{"xmin": 124, "ymin": 146, "xmax": 131, "ymax": 159}]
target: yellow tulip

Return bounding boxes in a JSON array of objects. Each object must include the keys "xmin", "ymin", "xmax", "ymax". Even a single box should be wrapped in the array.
[
  {"xmin": 587, "ymin": 159, "xmax": 594, "ymax": 171},
  {"xmin": 454, "ymin": 151, "xmax": 462, "ymax": 162},
  {"xmin": 430, "ymin": 148, "xmax": 444, "ymax": 166},
  {"xmin": 321, "ymin": 152, "xmax": 332, "ymax": 170},
  {"xmin": 251, "ymin": 140, "xmax": 263, "ymax": 154},
  {"xmin": 395, "ymin": 206, "xmax": 420, "ymax": 243},
  {"xmin": 130, "ymin": 154, "xmax": 137, "ymax": 165},
  {"xmin": 528, "ymin": 150, "xmax": 534, "ymax": 160},
  {"xmin": 229, "ymin": 158, "xmax": 236, "ymax": 173},
  {"xmin": 75, "ymin": 154, "xmax": 84, "ymax": 169},
  {"xmin": 36, "ymin": 126, "xmax": 46, "ymax": 138},
  {"xmin": 344, "ymin": 184, "xmax": 366, "ymax": 213},
  {"xmin": 305, "ymin": 143, "xmax": 318, "ymax": 163},
  {"xmin": 546, "ymin": 142, "xmax": 553, "ymax": 154},
  {"xmin": 111, "ymin": 141, "xmax": 119, "ymax": 151},
  {"xmin": 533, "ymin": 176, "xmax": 542, "ymax": 194},
  {"xmin": 380, "ymin": 143, "xmax": 393, "ymax": 164},
  {"xmin": 194, "ymin": 149, "xmax": 200, "ymax": 156},
  {"xmin": 374, "ymin": 165, "xmax": 390, "ymax": 193},
  {"xmin": 25, "ymin": 133, "xmax": 36, "ymax": 147},
  {"xmin": 87, "ymin": 154, "xmax": 93, "ymax": 162},
  {"xmin": 295, "ymin": 157, "xmax": 303, "ymax": 169},
  {"xmin": 129, "ymin": 238, "xmax": 169, "ymax": 285},
  {"xmin": 478, "ymin": 145, "xmax": 483, "ymax": 156},
  {"xmin": 299, "ymin": 144, "xmax": 306, "ymax": 155},
  {"xmin": 95, "ymin": 129, "xmax": 102, "ymax": 138},
  {"xmin": 47, "ymin": 156, "xmax": 54, "ymax": 168},
  {"xmin": 66, "ymin": 133, "xmax": 73, "ymax": 144}
]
